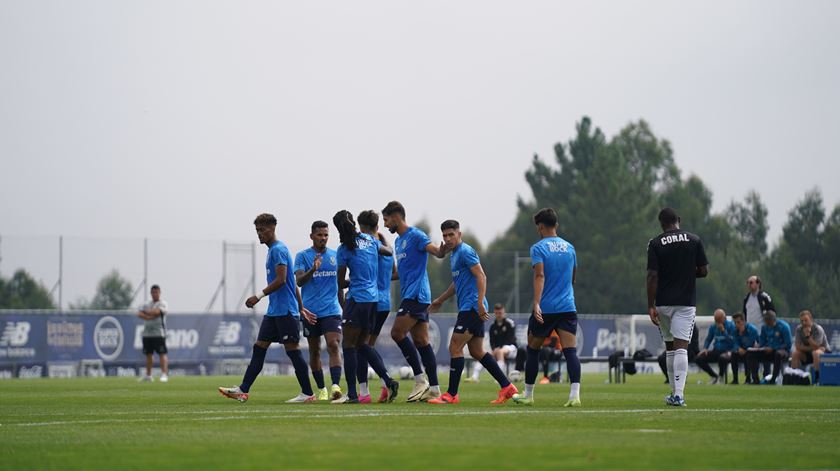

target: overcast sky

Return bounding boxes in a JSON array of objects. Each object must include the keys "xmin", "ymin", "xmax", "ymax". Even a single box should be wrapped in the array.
[{"xmin": 1, "ymin": 1, "xmax": 838, "ymax": 311}]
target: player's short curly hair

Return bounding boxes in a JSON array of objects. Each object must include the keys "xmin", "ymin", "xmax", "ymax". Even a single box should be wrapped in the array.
[
  {"xmin": 533, "ymin": 208, "xmax": 558, "ymax": 227},
  {"xmin": 357, "ymin": 210, "xmax": 379, "ymax": 229},
  {"xmin": 254, "ymin": 213, "xmax": 277, "ymax": 226},
  {"xmin": 382, "ymin": 201, "xmax": 406, "ymax": 218},
  {"xmin": 440, "ymin": 219, "xmax": 459, "ymax": 231}
]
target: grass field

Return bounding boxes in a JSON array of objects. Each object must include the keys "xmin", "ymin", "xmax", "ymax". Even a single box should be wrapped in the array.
[{"xmin": 1, "ymin": 373, "xmax": 839, "ymax": 471}]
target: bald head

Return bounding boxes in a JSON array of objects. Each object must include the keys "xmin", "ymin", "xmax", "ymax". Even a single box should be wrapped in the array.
[{"xmin": 713, "ymin": 309, "xmax": 726, "ymax": 327}]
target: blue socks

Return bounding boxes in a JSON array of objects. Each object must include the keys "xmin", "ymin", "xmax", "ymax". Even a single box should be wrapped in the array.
[
  {"xmin": 329, "ymin": 365, "xmax": 342, "ymax": 387},
  {"xmin": 343, "ymin": 347, "xmax": 358, "ymax": 399},
  {"xmin": 562, "ymin": 347, "xmax": 581, "ymax": 384},
  {"xmin": 397, "ymin": 337, "xmax": 423, "ymax": 376},
  {"xmin": 312, "ymin": 368, "xmax": 325, "ymax": 390},
  {"xmin": 448, "ymin": 356, "xmax": 465, "ymax": 396},
  {"xmin": 417, "ymin": 344, "xmax": 439, "ymax": 386},
  {"xmin": 525, "ymin": 346, "xmax": 540, "ymax": 385},
  {"xmin": 480, "ymin": 352, "xmax": 511, "ymax": 388},
  {"xmin": 286, "ymin": 349, "xmax": 313, "ymax": 396},
  {"xmin": 240, "ymin": 344, "xmax": 267, "ymax": 393}
]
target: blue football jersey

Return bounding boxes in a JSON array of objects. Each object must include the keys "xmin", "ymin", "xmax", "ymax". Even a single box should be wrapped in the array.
[
  {"xmin": 294, "ymin": 247, "xmax": 341, "ymax": 318},
  {"xmin": 450, "ymin": 242, "xmax": 488, "ymax": 313},
  {"xmin": 395, "ymin": 226, "xmax": 432, "ymax": 304},
  {"xmin": 265, "ymin": 240, "xmax": 299, "ymax": 317},
  {"xmin": 530, "ymin": 236, "xmax": 577, "ymax": 313},
  {"xmin": 336, "ymin": 233, "xmax": 379, "ymax": 303}
]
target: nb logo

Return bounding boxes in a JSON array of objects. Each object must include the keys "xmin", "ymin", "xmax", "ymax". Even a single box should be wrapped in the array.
[
  {"xmin": 213, "ymin": 322, "xmax": 241, "ymax": 345},
  {"xmin": 0, "ymin": 322, "xmax": 31, "ymax": 347}
]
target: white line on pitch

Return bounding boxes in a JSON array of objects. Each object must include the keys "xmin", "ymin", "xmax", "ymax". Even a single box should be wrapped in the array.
[{"xmin": 6, "ymin": 408, "xmax": 840, "ymax": 428}]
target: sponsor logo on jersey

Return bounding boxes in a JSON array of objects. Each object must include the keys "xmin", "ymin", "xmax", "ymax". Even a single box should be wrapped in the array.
[
  {"xmin": 547, "ymin": 241, "xmax": 569, "ymax": 253},
  {"xmin": 660, "ymin": 233, "xmax": 690, "ymax": 245}
]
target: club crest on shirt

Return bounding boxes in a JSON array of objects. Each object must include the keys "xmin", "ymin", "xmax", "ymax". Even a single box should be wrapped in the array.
[{"xmin": 330, "ymin": 256, "xmax": 337, "ymax": 266}]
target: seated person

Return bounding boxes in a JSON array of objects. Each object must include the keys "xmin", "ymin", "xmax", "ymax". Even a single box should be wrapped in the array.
[
  {"xmin": 539, "ymin": 331, "xmax": 563, "ymax": 384},
  {"xmin": 746, "ymin": 310, "xmax": 792, "ymax": 384},
  {"xmin": 658, "ymin": 324, "xmax": 699, "ymax": 383},
  {"xmin": 730, "ymin": 312, "xmax": 760, "ymax": 385},
  {"xmin": 791, "ymin": 309, "xmax": 831, "ymax": 384},
  {"xmin": 695, "ymin": 309, "xmax": 736, "ymax": 384},
  {"xmin": 469, "ymin": 303, "xmax": 524, "ymax": 381}
]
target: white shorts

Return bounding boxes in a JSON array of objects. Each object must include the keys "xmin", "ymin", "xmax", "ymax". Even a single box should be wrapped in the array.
[
  {"xmin": 495, "ymin": 344, "xmax": 518, "ymax": 359},
  {"xmin": 656, "ymin": 306, "xmax": 696, "ymax": 342}
]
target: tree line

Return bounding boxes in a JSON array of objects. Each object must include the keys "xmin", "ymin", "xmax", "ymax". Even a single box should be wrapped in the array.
[{"xmin": 3, "ymin": 117, "xmax": 838, "ymax": 317}]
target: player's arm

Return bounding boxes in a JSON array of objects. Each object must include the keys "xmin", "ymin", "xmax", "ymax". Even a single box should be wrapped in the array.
[
  {"xmin": 377, "ymin": 233, "xmax": 394, "ymax": 256},
  {"xmin": 429, "ymin": 283, "xmax": 455, "ymax": 313},
  {"xmin": 295, "ymin": 256, "xmax": 321, "ymax": 287},
  {"xmin": 425, "ymin": 241, "xmax": 449, "ymax": 259},
  {"xmin": 470, "ymin": 262, "xmax": 490, "ymax": 320},
  {"xmin": 143, "ymin": 307, "xmax": 162, "ymax": 319},
  {"xmin": 695, "ymin": 239, "xmax": 710, "ymax": 278},
  {"xmin": 337, "ymin": 267, "xmax": 349, "ymax": 290},
  {"xmin": 391, "ymin": 263, "xmax": 399, "ymax": 281},
  {"xmin": 136, "ymin": 309, "xmax": 151, "ymax": 320},
  {"xmin": 246, "ymin": 264, "xmax": 287, "ymax": 308},
  {"xmin": 646, "ymin": 269, "xmax": 659, "ymax": 325},
  {"xmin": 337, "ymin": 287, "xmax": 345, "ymax": 307},
  {"xmin": 532, "ymin": 262, "xmax": 545, "ymax": 324}
]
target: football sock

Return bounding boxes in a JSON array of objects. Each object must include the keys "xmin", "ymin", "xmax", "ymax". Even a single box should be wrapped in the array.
[
  {"xmin": 397, "ymin": 337, "xmax": 424, "ymax": 376},
  {"xmin": 562, "ymin": 347, "xmax": 581, "ymax": 384},
  {"xmin": 356, "ymin": 350, "xmax": 368, "ymax": 385},
  {"xmin": 414, "ymin": 374, "xmax": 425, "ymax": 383},
  {"xmin": 524, "ymin": 383, "xmax": 535, "ymax": 398},
  {"xmin": 674, "ymin": 349, "xmax": 688, "ymax": 398},
  {"xmin": 666, "ymin": 351, "xmax": 675, "ymax": 395},
  {"xmin": 286, "ymin": 349, "xmax": 313, "ymax": 396},
  {"xmin": 343, "ymin": 347, "xmax": 358, "ymax": 399},
  {"xmin": 239, "ymin": 344, "xmax": 267, "ymax": 393},
  {"xmin": 570, "ymin": 382, "xmax": 581, "ymax": 400},
  {"xmin": 480, "ymin": 353, "xmax": 511, "ymax": 388},
  {"xmin": 418, "ymin": 344, "xmax": 439, "ymax": 386},
  {"xmin": 430, "ymin": 385, "xmax": 441, "ymax": 395},
  {"xmin": 448, "ymin": 356, "xmax": 465, "ymax": 396},
  {"xmin": 497, "ymin": 360, "xmax": 506, "ymax": 372},
  {"xmin": 525, "ymin": 347, "xmax": 540, "ymax": 385},
  {"xmin": 312, "ymin": 369, "xmax": 325, "ymax": 390},
  {"xmin": 330, "ymin": 365, "xmax": 342, "ymax": 387},
  {"xmin": 359, "ymin": 382, "xmax": 370, "ymax": 397},
  {"xmin": 359, "ymin": 344, "xmax": 394, "ymax": 385}
]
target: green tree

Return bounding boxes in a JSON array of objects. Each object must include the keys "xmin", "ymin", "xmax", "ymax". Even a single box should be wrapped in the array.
[
  {"xmin": 74, "ymin": 269, "xmax": 134, "ymax": 310},
  {"xmin": 483, "ymin": 116, "xmax": 769, "ymax": 316},
  {"xmin": 0, "ymin": 269, "xmax": 55, "ymax": 309},
  {"xmin": 762, "ymin": 190, "xmax": 840, "ymax": 318}
]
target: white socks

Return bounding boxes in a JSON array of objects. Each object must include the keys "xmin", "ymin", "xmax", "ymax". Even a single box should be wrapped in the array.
[
  {"xmin": 524, "ymin": 383, "xmax": 535, "ymax": 398},
  {"xmin": 430, "ymin": 384, "xmax": 441, "ymax": 394},
  {"xmin": 359, "ymin": 382, "xmax": 370, "ymax": 397},
  {"xmin": 674, "ymin": 349, "xmax": 688, "ymax": 399},
  {"xmin": 569, "ymin": 382, "xmax": 580, "ymax": 400},
  {"xmin": 415, "ymin": 374, "xmax": 425, "ymax": 384},
  {"xmin": 666, "ymin": 351, "xmax": 675, "ymax": 395}
]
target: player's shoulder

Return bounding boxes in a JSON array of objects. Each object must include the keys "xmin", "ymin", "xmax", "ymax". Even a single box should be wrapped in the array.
[{"xmin": 504, "ymin": 318, "xmax": 515, "ymax": 327}]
